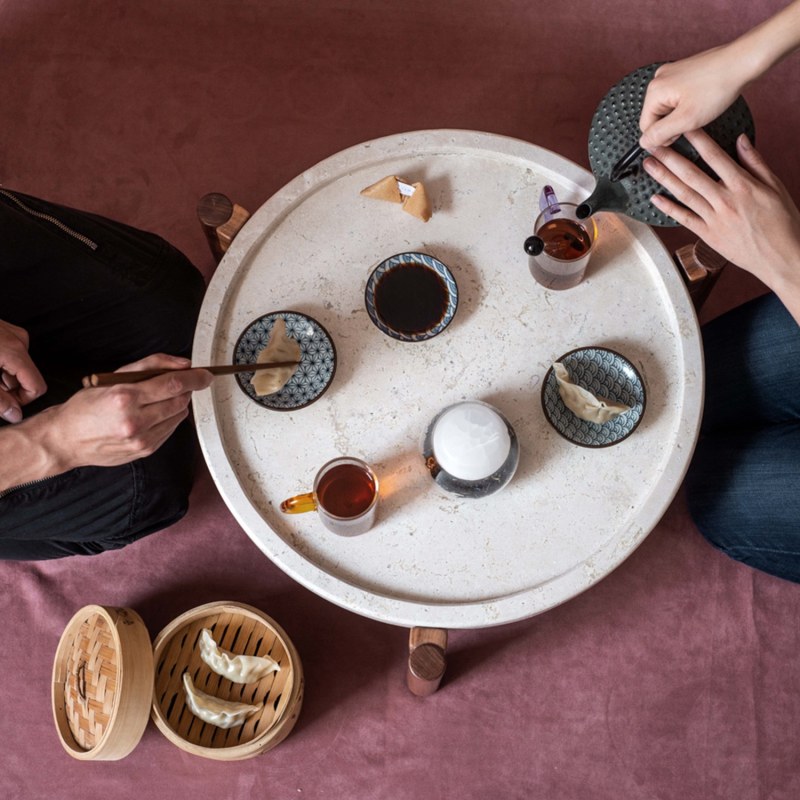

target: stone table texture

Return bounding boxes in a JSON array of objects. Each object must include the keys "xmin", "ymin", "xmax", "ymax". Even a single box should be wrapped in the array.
[{"xmin": 193, "ymin": 130, "xmax": 703, "ymax": 629}]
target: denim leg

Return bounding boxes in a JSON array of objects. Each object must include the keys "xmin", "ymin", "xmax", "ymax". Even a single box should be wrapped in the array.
[
  {"xmin": 700, "ymin": 292, "xmax": 800, "ymax": 431},
  {"xmin": 687, "ymin": 292, "xmax": 800, "ymax": 583},
  {"xmin": 686, "ymin": 422, "xmax": 800, "ymax": 582}
]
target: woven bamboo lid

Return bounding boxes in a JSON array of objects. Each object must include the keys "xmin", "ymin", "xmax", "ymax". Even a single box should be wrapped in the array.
[
  {"xmin": 151, "ymin": 601, "xmax": 303, "ymax": 761},
  {"xmin": 52, "ymin": 605, "xmax": 154, "ymax": 761}
]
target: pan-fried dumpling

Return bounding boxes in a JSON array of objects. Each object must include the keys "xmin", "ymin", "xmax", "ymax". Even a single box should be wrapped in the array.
[
  {"xmin": 553, "ymin": 362, "xmax": 632, "ymax": 424},
  {"xmin": 199, "ymin": 628, "xmax": 280, "ymax": 684},
  {"xmin": 252, "ymin": 317, "xmax": 302, "ymax": 396},
  {"xmin": 182, "ymin": 672, "xmax": 262, "ymax": 729}
]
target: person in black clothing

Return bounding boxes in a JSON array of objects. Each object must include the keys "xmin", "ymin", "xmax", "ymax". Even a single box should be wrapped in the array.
[{"xmin": 0, "ymin": 189, "xmax": 213, "ymax": 559}]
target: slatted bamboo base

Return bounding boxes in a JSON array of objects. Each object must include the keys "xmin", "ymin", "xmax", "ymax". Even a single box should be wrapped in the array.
[
  {"xmin": 151, "ymin": 601, "xmax": 303, "ymax": 760},
  {"xmin": 52, "ymin": 606, "xmax": 154, "ymax": 761}
]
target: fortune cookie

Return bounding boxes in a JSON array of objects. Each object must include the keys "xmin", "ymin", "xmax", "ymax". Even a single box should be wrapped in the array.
[
  {"xmin": 360, "ymin": 175, "xmax": 432, "ymax": 222},
  {"xmin": 360, "ymin": 175, "xmax": 403, "ymax": 204}
]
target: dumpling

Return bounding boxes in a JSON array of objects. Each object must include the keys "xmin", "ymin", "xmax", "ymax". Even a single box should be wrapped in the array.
[
  {"xmin": 198, "ymin": 628, "xmax": 280, "ymax": 684},
  {"xmin": 553, "ymin": 362, "xmax": 632, "ymax": 424},
  {"xmin": 182, "ymin": 672, "xmax": 262, "ymax": 729},
  {"xmin": 252, "ymin": 318, "xmax": 302, "ymax": 396}
]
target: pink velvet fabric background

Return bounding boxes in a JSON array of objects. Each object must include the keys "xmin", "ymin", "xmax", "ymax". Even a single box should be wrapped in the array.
[{"xmin": 2, "ymin": 1, "xmax": 799, "ymax": 798}]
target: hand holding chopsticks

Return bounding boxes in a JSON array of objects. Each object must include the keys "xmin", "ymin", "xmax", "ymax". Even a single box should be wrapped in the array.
[{"xmin": 82, "ymin": 360, "xmax": 301, "ymax": 388}]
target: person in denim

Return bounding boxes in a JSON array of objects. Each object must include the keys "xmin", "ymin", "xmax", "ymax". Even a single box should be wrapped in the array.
[
  {"xmin": 639, "ymin": 0, "xmax": 800, "ymax": 581},
  {"xmin": 0, "ymin": 190, "xmax": 213, "ymax": 559}
]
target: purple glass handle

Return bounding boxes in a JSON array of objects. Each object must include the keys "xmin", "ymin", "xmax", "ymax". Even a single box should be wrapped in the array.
[{"xmin": 539, "ymin": 185, "xmax": 560, "ymax": 222}]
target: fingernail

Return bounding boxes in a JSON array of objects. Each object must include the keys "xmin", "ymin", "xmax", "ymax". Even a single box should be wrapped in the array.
[
  {"xmin": 738, "ymin": 133, "xmax": 752, "ymax": 150},
  {"xmin": 2, "ymin": 407, "xmax": 22, "ymax": 423}
]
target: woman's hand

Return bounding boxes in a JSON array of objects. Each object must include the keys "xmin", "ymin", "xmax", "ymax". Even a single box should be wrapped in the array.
[
  {"xmin": 639, "ymin": 47, "xmax": 751, "ymax": 149},
  {"xmin": 643, "ymin": 130, "xmax": 800, "ymax": 320},
  {"xmin": 0, "ymin": 320, "xmax": 47, "ymax": 423}
]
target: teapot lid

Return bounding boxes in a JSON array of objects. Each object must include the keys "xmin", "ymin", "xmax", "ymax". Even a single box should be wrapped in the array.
[{"xmin": 586, "ymin": 62, "xmax": 755, "ymax": 226}]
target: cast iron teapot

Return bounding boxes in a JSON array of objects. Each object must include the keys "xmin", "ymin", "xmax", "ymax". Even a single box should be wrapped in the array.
[{"xmin": 576, "ymin": 62, "xmax": 756, "ymax": 226}]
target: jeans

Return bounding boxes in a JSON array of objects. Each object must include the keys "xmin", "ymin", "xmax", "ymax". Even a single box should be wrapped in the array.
[
  {"xmin": 686, "ymin": 292, "xmax": 800, "ymax": 582},
  {"xmin": 0, "ymin": 189, "xmax": 206, "ymax": 559}
]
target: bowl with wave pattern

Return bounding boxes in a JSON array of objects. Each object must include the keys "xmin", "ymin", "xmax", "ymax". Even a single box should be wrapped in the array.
[
  {"xmin": 234, "ymin": 311, "xmax": 336, "ymax": 411},
  {"xmin": 541, "ymin": 346, "xmax": 646, "ymax": 447},
  {"xmin": 365, "ymin": 251, "xmax": 458, "ymax": 342}
]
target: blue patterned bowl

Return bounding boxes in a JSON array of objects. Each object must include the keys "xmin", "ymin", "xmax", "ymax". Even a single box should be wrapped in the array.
[
  {"xmin": 365, "ymin": 252, "xmax": 458, "ymax": 342},
  {"xmin": 541, "ymin": 347, "xmax": 646, "ymax": 447},
  {"xmin": 233, "ymin": 311, "xmax": 336, "ymax": 411}
]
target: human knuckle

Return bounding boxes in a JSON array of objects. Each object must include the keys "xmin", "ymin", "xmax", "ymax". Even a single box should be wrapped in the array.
[
  {"xmin": 127, "ymin": 432, "xmax": 154, "ymax": 453},
  {"xmin": 167, "ymin": 376, "xmax": 186, "ymax": 394},
  {"xmin": 109, "ymin": 387, "xmax": 135, "ymax": 410},
  {"xmin": 118, "ymin": 419, "xmax": 141, "ymax": 440}
]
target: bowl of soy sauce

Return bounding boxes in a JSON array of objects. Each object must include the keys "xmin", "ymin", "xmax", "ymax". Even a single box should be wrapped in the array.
[{"xmin": 365, "ymin": 251, "xmax": 458, "ymax": 342}]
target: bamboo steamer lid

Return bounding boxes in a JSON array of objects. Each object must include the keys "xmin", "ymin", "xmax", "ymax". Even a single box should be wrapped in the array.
[
  {"xmin": 52, "ymin": 605, "xmax": 153, "ymax": 761},
  {"xmin": 52, "ymin": 601, "xmax": 303, "ymax": 761},
  {"xmin": 151, "ymin": 601, "xmax": 303, "ymax": 761}
]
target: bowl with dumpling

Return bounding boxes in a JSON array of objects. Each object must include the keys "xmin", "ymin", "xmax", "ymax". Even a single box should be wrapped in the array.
[
  {"xmin": 541, "ymin": 346, "xmax": 646, "ymax": 447},
  {"xmin": 233, "ymin": 311, "xmax": 336, "ymax": 410}
]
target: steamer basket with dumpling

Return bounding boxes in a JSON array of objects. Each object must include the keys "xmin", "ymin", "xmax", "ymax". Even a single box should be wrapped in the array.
[{"xmin": 52, "ymin": 601, "xmax": 303, "ymax": 762}]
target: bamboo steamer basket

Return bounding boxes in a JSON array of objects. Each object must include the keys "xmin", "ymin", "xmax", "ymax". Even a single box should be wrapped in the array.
[
  {"xmin": 52, "ymin": 605, "xmax": 154, "ymax": 761},
  {"xmin": 52, "ymin": 601, "xmax": 303, "ymax": 761},
  {"xmin": 151, "ymin": 601, "xmax": 303, "ymax": 760}
]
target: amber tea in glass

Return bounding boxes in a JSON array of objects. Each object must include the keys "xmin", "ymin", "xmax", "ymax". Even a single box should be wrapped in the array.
[
  {"xmin": 529, "ymin": 202, "xmax": 597, "ymax": 290},
  {"xmin": 316, "ymin": 462, "xmax": 376, "ymax": 518},
  {"xmin": 281, "ymin": 456, "xmax": 379, "ymax": 535}
]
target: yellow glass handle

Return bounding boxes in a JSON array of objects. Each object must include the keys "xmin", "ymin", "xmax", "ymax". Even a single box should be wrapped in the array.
[{"xmin": 280, "ymin": 492, "xmax": 317, "ymax": 514}]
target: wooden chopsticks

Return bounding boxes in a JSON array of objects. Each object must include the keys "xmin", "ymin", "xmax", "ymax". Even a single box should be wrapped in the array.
[{"xmin": 82, "ymin": 361, "xmax": 301, "ymax": 388}]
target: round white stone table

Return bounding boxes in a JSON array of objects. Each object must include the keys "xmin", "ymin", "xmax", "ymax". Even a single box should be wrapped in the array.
[{"xmin": 193, "ymin": 130, "xmax": 703, "ymax": 688}]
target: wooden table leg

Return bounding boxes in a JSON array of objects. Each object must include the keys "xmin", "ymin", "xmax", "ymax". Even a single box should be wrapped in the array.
[
  {"xmin": 407, "ymin": 627, "xmax": 448, "ymax": 696},
  {"xmin": 674, "ymin": 239, "xmax": 728, "ymax": 310},
  {"xmin": 197, "ymin": 192, "xmax": 251, "ymax": 263}
]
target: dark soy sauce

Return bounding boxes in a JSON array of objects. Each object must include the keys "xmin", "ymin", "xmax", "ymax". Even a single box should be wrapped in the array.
[{"xmin": 375, "ymin": 264, "xmax": 448, "ymax": 335}]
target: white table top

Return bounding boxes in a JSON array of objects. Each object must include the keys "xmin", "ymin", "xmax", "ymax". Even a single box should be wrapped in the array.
[{"xmin": 193, "ymin": 130, "xmax": 703, "ymax": 630}]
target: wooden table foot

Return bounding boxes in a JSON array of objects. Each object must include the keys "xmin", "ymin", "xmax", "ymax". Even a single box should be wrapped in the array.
[
  {"xmin": 407, "ymin": 627, "xmax": 447, "ymax": 696},
  {"xmin": 674, "ymin": 239, "xmax": 728, "ymax": 310},
  {"xmin": 197, "ymin": 192, "xmax": 250, "ymax": 263}
]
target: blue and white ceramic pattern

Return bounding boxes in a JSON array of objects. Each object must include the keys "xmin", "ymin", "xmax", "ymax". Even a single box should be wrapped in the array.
[
  {"xmin": 365, "ymin": 251, "xmax": 458, "ymax": 342},
  {"xmin": 541, "ymin": 347, "xmax": 646, "ymax": 447},
  {"xmin": 234, "ymin": 311, "xmax": 336, "ymax": 411}
]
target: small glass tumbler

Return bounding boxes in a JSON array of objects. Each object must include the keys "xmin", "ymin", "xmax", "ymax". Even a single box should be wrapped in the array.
[
  {"xmin": 527, "ymin": 202, "xmax": 598, "ymax": 290},
  {"xmin": 280, "ymin": 456, "xmax": 379, "ymax": 536}
]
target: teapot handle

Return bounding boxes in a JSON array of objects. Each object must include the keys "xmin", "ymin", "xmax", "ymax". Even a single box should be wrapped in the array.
[{"xmin": 673, "ymin": 240, "xmax": 728, "ymax": 310}]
